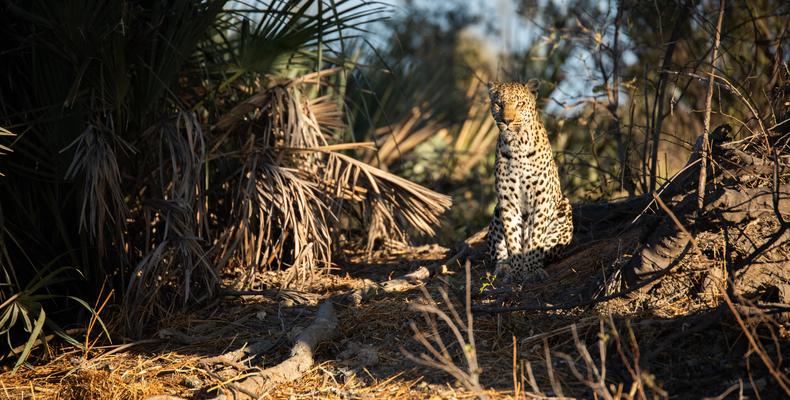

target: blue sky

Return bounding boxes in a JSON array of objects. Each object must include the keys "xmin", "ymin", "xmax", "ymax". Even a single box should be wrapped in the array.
[
  {"xmin": 367, "ymin": 0, "xmax": 625, "ymax": 115},
  {"xmin": 226, "ymin": 0, "xmax": 627, "ymax": 115}
]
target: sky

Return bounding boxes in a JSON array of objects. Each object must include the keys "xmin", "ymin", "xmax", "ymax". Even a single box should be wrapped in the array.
[
  {"xmin": 227, "ymin": 0, "xmax": 623, "ymax": 115},
  {"xmin": 368, "ymin": 0, "xmax": 610, "ymax": 114}
]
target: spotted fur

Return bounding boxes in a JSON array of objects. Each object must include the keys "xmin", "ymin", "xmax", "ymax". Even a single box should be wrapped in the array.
[{"xmin": 486, "ymin": 80, "xmax": 573, "ymax": 283}]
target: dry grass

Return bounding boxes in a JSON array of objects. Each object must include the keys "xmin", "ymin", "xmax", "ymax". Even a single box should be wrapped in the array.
[{"xmin": 2, "ymin": 220, "xmax": 787, "ymax": 399}]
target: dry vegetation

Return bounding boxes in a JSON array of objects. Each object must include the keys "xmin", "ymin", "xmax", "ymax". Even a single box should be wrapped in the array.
[{"xmin": 0, "ymin": 0, "xmax": 789, "ymax": 399}]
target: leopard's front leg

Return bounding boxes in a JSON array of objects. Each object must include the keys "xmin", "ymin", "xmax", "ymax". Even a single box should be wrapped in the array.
[
  {"xmin": 491, "ymin": 137, "xmax": 525, "ymax": 280},
  {"xmin": 487, "ymin": 205, "xmax": 508, "ymax": 266}
]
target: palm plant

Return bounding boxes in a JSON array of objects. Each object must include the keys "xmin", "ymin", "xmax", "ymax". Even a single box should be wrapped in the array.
[
  {"xmin": 210, "ymin": 69, "xmax": 451, "ymax": 285},
  {"xmin": 0, "ymin": 0, "xmax": 451, "ymax": 351}
]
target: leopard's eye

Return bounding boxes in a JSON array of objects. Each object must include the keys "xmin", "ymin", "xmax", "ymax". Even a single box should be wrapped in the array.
[
  {"xmin": 517, "ymin": 101, "xmax": 526, "ymax": 108},
  {"xmin": 492, "ymin": 103, "xmax": 501, "ymax": 112}
]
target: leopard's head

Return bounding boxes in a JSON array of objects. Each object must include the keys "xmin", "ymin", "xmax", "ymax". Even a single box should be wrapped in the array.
[{"xmin": 487, "ymin": 80, "xmax": 540, "ymax": 131}]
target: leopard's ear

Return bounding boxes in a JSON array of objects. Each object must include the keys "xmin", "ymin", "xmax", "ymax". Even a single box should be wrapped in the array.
[{"xmin": 526, "ymin": 79, "xmax": 540, "ymax": 95}]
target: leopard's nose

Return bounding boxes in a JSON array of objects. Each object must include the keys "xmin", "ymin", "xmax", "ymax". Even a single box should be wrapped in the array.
[{"xmin": 502, "ymin": 117, "xmax": 513, "ymax": 125}]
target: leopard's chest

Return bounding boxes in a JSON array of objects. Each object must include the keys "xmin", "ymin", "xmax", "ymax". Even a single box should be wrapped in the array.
[
  {"xmin": 496, "ymin": 131, "xmax": 546, "ymax": 177},
  {"xmin": 495, "ymin": 131, "xmax": 553, "ymax": 210}
]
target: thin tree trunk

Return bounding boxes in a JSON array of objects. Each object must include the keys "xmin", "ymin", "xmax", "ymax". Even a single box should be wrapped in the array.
[
  {"xmin": 649, "ymin": 3, "xmax": 686, "ymax": 193},
  {"xmin": 697, "ymin": 0, "xmax": 726, "ymax": 214},
  {"xmin": 608, "ymin": 0, "xmax": 635, "ymax": 196}
]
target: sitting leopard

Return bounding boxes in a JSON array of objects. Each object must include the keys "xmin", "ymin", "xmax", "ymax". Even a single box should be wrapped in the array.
[{"xmin": 486, "ymin": 80, "xmax": 573, "ymax": 283}]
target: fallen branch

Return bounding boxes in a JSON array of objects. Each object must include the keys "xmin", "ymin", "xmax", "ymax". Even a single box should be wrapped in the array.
[
  {"xmin": 209, "ymin": 301, "xmax": 338, "ymax": 400},
  {"xmin": 706, "ymin": 185, "xmax": 790, "ymax": 223},
  {"xmin": 197, "ymin": 340, "xmax": 276, "ymax": 371},
  {"xmin": 623, "ymin": 184, "xmax": 789, "ymax": 291}
]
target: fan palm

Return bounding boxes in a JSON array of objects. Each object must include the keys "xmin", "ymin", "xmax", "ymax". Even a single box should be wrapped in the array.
[{"xmin": 0, "ymin": 0, "xmax": 451, "ymax": 346}]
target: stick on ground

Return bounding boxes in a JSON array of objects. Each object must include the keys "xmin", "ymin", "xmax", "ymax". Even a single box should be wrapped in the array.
[
  {"xmin": 146, "ymin": 301, "xmax": 339, "ymax": 400},
  {"xmin": 212, "ymin": 300, "xmax": 338, "ymax": 400}
]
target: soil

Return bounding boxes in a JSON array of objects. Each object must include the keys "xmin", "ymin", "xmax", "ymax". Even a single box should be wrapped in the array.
[{"xmin": 2, "ymin": 132, "xmax": 789, "ymax": 399}]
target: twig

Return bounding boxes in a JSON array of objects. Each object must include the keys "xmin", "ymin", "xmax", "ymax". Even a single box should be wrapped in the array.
[
  {"xmin": 720, "ymin": 288, "xmax": 790, "ymax": 395},
  {"xmin": 606, "ymin": 318, "xmax": 647, "ymax": 399},
  {"xmin": 651, "ymin": 192, "xmax": 701, "ymax": 256},
  {"xmin": 660, "ymin": 70, "xmax": 769, "ymax": 141},
  {"xmin": 512, "ymin": 335, "xmax": 519, "ymax": 399},
  {"xmin": 402, "ymin": 261, "xmax": 487, "ymax": 399},
  {"xmin": 544, "ymin": 338, "xmax": 564, "ymax": 398},
  {"xmin": 346, "ymin": 265, "xmax": 431, "ymax": 306}
]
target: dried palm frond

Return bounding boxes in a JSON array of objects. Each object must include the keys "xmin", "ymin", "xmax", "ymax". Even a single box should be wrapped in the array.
[
  {"xmin": 309, "ymin": 95, "xmax": 347, "ymax": 133},
  {"xmin": 0, "ymin": 127, "xmax": 13, "ymax": 176},
  {"xmin": 449, "ymin": 80, "xmax": 498, "ymax": 181},
  {"xmin": 322, "ymin": 151, "xmax": 452, "ymax": 253},
  {"xmin": 364, "ymin": 107, "xmax": 440, "ymax": 169},
  {"xmin": 122, "ymin": 112, "xmax": 213, "ymax": 335},
  {"xmin": 0, "ymin": 0, "xmax": 391, "ymax": 341},
  {"xmin": 61, "ymin": 122, "xmax": 133, "ymax": 253},
  {"xmin": 228, "ymin": 152, "xmax": 334, "ymax": 282},
  {"xmin": 359, "ymin": 77, "xmax": 497, "ymax": 181},
  {"xmin": 216, "ymin": 69, "xmax": 450, "ymax": 285},
  {"xmin": 217, "ymin": 79, "xmax": 334, "ymax": 284}
]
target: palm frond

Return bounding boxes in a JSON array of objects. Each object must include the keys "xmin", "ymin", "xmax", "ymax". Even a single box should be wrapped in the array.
[
  {"xmin": 0, "ymin": 127, "xmax": 14, "ymax": 177},
  {"xmin": 358, "ymin": 78, "xmax": 497, "ymax": 181},
  {"xmin": 61, "ymin": 123, "xmax": 132, "ymax": 251},
  {"xmin": 323, "ymin": 151, "xmax": 452, "ymax": 252},
  {"xmin": 216, "ymin": 77, "xmax": 336, "ymax": 285},
  {"xmin": 215, "ymin": 68, "xmax": 450, "ymax": 283},
  {"xmin": 203, "ymin": 0, "xmax": 387, "ymax": 87},
  {"xmin": 363, "ymin": 108, "xmax": 440, "ymax": 169},
  {"xmin": 0, "ymin": 0, "xmax": 399, "ymax": 340},
  {"xmin": 448, "ymin": 80, "xmax": 498, "ymax": 181},
  {"xmin": 122, "ymin": 111, "xmax": 212, "ymax": 335}
]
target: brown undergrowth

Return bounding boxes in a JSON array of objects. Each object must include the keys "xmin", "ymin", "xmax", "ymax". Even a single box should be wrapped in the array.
[
  {"xmin": 2, "ymin": 224, "xmax": 786, "ymax": 399},
  {"xmin": 2, "ymin": 132, "xmax": 788, "ymax": 399}
]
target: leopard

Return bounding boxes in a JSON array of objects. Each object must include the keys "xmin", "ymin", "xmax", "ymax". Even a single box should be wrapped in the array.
[{"xmin": 485, "ymin": 80, "xmax": 573, "ymax": 284}]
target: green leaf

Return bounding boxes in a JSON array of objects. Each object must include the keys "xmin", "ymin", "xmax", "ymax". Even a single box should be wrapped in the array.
[
  {"xmin": 25, "ymin": 266, "xmax": 81, "ymax": 294},
  {"xmin": 67, "ymin": 295, "xmax": 111, "ymax": 344},
  {"xmin": 13, "ymin": 307, "xmax": 45, "ymax": 372},
  {"xmin": 45, "ymin": 320, "xmax": 83, "ymax": 349}
]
